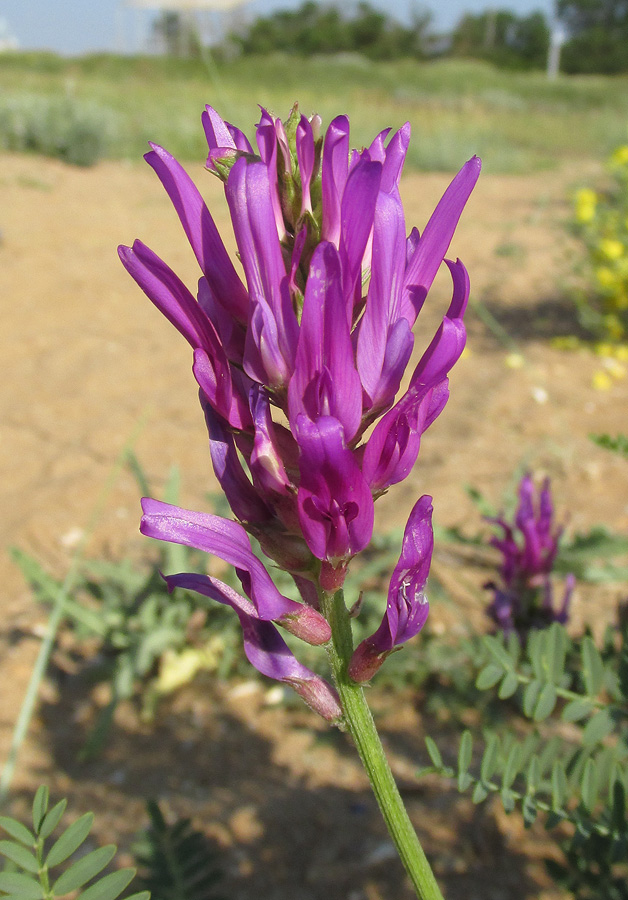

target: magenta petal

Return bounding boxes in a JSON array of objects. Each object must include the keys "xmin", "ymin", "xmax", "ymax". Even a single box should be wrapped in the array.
[
  {"xmin": 193, "ymin": 348, "xmax": 252, "ymax": 431},
  {"xmin": 165, "ymin": 575, "xmax": 336, "ymax": 695},
  {"xmin": 356, "ymin": 189, "xmax": 410, "ymax": 409},
  {"xmin": 340, "ymin": 155, "xmax": 382, "ymax": 315},
  {"xmin": 144, "ymin": 143, "xmax": 249, "ymax": 322},
  {"xmin": 349, "ymin": 496, "xmax": 433, "ymax": 682},
  {"xmin": 164, "ymin": 571, "xmax": 257, "ymax": 618},
  {"xmin": 238, "ymin": 616, "xmax": 341, "ymax": 721},
  {"xmin": 321, "ymin": 115, "xmax": 350, "ymax": 246},
  {"xmin": 296, "ymin": 114, "xmax": 315, "ymax": 216},
  {"xmin": 226, "ymin": 157, "xmax": 298, "ymax": 386},
  {"xmin": 202, "ymin": 105, "xmax": 253, "ymax": 157},
  {"xmin": 401, "ymin": 156, "xmax": 481, "ymax": 323},
  {"xmin": 201, "ymin": 400, "xmax": 272, "ymax": 525},
  {"xmin": 202, "ymin": 105, "xmax": 236, "ymax": 154},
  {"xmin": 296, "ymin": 415, "xmax": 374, "ymax": 563},
  {"xmin": 249, "ymin": 385, "xmax": 293, "ymax": 497},
  {"xmin": 288, "ymin": 242, "xmax": 362, "ymax": 440},
  {"xmin": 380, "ymin": 122, "xmax": 411, "ymax": 193},
  {"xmin": 118, "ymin": 240, "xmax": 216, "ymax": 351},
  {"xmin": 140, "ymin": 498, "xmax": 292, "ymax": 618}
]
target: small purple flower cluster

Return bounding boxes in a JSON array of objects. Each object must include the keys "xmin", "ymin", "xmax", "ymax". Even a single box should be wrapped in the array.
[
  {"xmin": 485, "ymin": 474, "xmax": 574, "ymax": 637},
  {"xmin": 120, "ymin": 104, "xmax": 479, "ymax": 717}
]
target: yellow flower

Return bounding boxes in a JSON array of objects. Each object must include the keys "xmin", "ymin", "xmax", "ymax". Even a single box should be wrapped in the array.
[
  {"xmin": 596, "ymin": 266, "xmax": 617, "ymax": 288},
  {"xmin": 592, "ymin": 369, "xmax": 613, "ymax": 390},
  {"xmin": 575, "ymin": 188, "xmax": 597, "ymax": 223},
  {"xmin": 600, "ymin": 238, "xmax": 625, "ymax": 260},
  {"xmin": 610, "ymin": 145, "xmax": 628, "ymax": 168}
]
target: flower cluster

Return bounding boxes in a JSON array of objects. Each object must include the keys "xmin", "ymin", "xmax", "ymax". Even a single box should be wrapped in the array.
[
  {"xmin": 485, "ymin": 474, "xmax": 574, "ymax": 637},
  {"xmin": 120, "ymin": 103, "xmax": 479, "ymax": 716},
  {"xmin": 573, "ymin": 143, "xmax": 628, "ymax": 341}
]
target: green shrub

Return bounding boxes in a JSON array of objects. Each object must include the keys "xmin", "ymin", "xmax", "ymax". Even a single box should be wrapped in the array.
[{"xmin": 0, "ymin": 93, "xmax": 117, "ymax": 166}]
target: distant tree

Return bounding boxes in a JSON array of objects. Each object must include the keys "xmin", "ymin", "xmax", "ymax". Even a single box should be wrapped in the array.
[
  {"xmin": 229, "ymin": 1, "xmax": 433, "ymax": 60},
  {"xmin": 451, "ymin": 8, "xmax": 550, "ymax": 69},
  {"xmin": 557, "ymin": 0, "xmax": 628, "ymax": 72},
  {"xmin": 151, "ymin": 11, "xmax": 202, "ymax": 57}
]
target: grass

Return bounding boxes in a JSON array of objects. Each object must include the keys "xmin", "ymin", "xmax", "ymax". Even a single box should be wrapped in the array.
[{"xmin": 1, "ymin": 51, "xmax": 628, "ymax": 171}]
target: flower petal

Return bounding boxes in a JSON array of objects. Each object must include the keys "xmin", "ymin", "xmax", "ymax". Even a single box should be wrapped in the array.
[
  {"xmin": 144, "ymin": 142, "xmax": 249, "ymax": 321},
  {"xmin": 296, "ymin": 415, "xmax": 374, "ymax": 564},
  {"xmin": 349, "ymin": 496, "xmax": 433, "ymax": 682},
  {"xmin": 401, "ymin": 156, "xmax": 481, "ymax": 323},
  {"xmin": 288, "ymin": 242, "xmax": 362, "ymax": 440}
]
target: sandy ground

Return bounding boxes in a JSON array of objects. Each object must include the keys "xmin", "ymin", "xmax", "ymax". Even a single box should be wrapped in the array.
[{"xmin": 1, "ymin": 151, "xmax": 627, "ymax": 899}]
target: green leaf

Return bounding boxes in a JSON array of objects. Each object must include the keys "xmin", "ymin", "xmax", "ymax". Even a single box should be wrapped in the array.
[
  {"xmin": 528, "ymin": 630, "xmax": 548, "ymax": 682},
  {"xmin": 45, "ymin": 813, "xmax": 94, "ymax": 868},
  {"xmin": 53, "ymin": 846, "xmax": 117, "ymax": 894},
  {"xmin": 551, "ymin": 760, "xmax": 568, "ymax": 809},
  {"xmin": 581, "ymin": 758, "xmax": 598, "ymax": 813},
  {"xmin": 502, "ymin": 744, "xmax": 522, "ymax": 790},
  {"xmin": 31, "ymin": 787, "xmax": 49, "ymax": 835},
  {"xmin": 0, "ymin": 841, "xmax": 39, "ymax": 873},
  {"xmin": 0, "ymin": 873, "xmax": 43, "ymax": 899},
  {"xmin": 522, "ymin": 795, "xmax": 537, "ymax": 827},
  {"xmin": 498, "ymin": 671, "xmax": 519, "ymax": 699},
  {"xmin": 483, "ymin": 635, "xmax": 514, "ymax": 670},
  {"xmin": 582, "ymin": 637, "xmax": 605, "ymax": 696},
  {"xmin": 39, "ymin": 800, "xmax": 67, "ymax": 840},
  {"xmin": 480, "ymin": 734, "xmax": 500, "ymax": 782},
  {"xmin": 526, "ymin": 756, "xmax": 540, "ymax": 795},
  {"xmin": 522, "ymin": 679, "xmax": 542, "ymax": 718},
  {"xmin": 472, "ymin": 783, "xmax": 489, "ymax": 804},
  {"xmin": 500, "ymin": 788, "xmax": 516, "ymax": 813},
  {"xmin": 123, "ymin": 893, "xmax": 150, "ymax": 900},
  {"xmin": 77, "ymin": 868, "xmax": 135, "ymax": 900},
  {"xmin": 533, "ymin": 683, "xmax": 557, "ymax": 721},
  {"xmin": 562, "ymin": 699, "xmax": 594, "ymax": 723},
  {"xmin": 476, "ymin": 663, "xmax": 503, "ymax": 691},
  {"xmin": 457, "ymin": 731, "xmax": 473, "ymax": 775},
  {"xmin": 457, "ymin": 772, "xmax": 473, "ymax": 792},
  {"xmin": 548, "ymin": 623, "xmax": 568, "ymax": 684},
  {"xmin": 425, "ymin": 737, "xmax": 443, "ymax": 769},
  {"xmin": 582, "ymin": 708, "xmax": 615, "ymax": 746},
  {"xmin": 0, "ymin": 819, "xmax": 35, "ymax": 848}
]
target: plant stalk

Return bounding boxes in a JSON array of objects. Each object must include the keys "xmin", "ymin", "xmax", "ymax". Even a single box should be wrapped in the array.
[{"xmin": 320, "ymin": 588, "xmax": 445, "ymax": 900}]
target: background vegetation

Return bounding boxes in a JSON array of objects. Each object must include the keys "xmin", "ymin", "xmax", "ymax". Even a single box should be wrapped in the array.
[{"xmin": 0, "ymin": 50, "xmax": 627, "ymax": 172}]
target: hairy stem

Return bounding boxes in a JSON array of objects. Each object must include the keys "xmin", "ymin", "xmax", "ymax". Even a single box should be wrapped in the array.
[{"xmin": 320, "ymin": 589, "xmax": 444, "ymax": 900}]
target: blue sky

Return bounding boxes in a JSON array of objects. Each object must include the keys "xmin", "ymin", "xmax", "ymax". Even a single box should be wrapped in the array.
[{"xmin": 1, "ymin": 0, "xmax": 556, "ymax": 56}]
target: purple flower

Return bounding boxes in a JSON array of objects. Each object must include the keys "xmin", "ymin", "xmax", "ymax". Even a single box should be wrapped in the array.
[
  {"xmin": 485, "ymin": 474, "xmax": 574, "ymax": 636},
  {"xmin": 349, "ymin": 496, "xmax": 434, "ymax": 682},
  {"xmin": 295, "ymin": 415, "xmax": 374, "ymax": 589},
  {"xmin": 140, "ymin": 498, "xmax": 331, "ymax": 645},
  {"xmin": 164, "ymin": 570, "xmax": 340, "ymax": 722},
  {"xmin": 121, "ymin": 103, "xmax": 479, "ymax": 697}
]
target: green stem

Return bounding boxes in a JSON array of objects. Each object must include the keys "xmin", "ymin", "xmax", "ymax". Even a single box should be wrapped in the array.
[{"xmin": 320, "ymin": 589, "xmax": 444, "ymax": 900}]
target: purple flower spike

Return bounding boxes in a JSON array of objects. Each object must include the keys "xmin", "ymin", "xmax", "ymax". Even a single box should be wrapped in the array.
[
  {"xmin": 296, "ymin": 415, "xmax": 374, "ymax": 569},
  {"xmin": 485, "ymin": 474, "xmax": 574, "ymax": 637},
  {"xmin": 124, "ymin": 103, "xmax": 480, "ymax": 697},
  {"xmin": 141, "ymin": 498, "xmax": 331, "ymax": 645},
  {"xmin": 349, "ymin": 496, "xmax": 433, "ymax": 683}
]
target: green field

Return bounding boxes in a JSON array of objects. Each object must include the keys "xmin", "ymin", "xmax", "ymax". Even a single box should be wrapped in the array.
[{"xmin": 1, "ymin": 50, "xmax": 627, "ymax": 172}]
